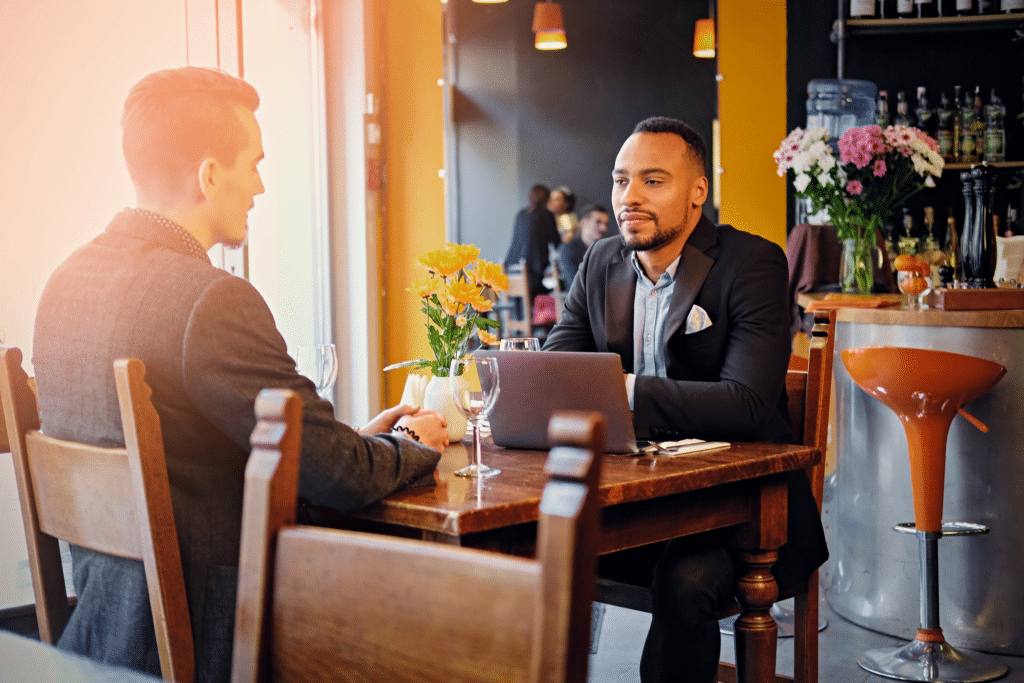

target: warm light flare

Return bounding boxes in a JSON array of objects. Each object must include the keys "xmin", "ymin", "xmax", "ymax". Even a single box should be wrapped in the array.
[{"xmin": 532, "ymin": 3, "xmax": 567, "ymax": 50}]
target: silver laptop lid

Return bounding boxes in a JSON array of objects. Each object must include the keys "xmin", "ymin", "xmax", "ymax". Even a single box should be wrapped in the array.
[{"xmin": 476, "ymin": 350, "xmax": 637, "ymax": 454}]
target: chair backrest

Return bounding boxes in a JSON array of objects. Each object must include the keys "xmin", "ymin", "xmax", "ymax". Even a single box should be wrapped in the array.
[
  {"xmin": 800, "ymin": 308, "xmax": 835, "ymax": 510},
  {"xmin": 232, "ymin": 394, "xmax": 603, "ymax": 683},
  {"xmin": 500, "ymin": 261, "xmax": 534, "ymax": 338},
  {"xmin": 0, "ymin": 348, "xmax": 194, "ymax": 683}
]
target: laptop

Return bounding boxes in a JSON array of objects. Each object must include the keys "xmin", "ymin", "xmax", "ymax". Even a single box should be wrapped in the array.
[{"xmin": 475, "ymin": 350, "xmax": 638, "ymax": 454}]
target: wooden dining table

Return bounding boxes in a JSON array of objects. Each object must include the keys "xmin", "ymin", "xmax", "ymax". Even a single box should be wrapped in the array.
[{"xmin": 340, "ymin": 435, "xmax": 821, "ymax": 683}]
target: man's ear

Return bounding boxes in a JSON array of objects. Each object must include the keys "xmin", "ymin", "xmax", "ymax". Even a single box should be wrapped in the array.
[
  {"xmin": 691, "ymin": 174, "xmax": 709, "ymax": 208},
  {"xmin": 197, "ymin": 157, "xmax": 218, "ymax": 200}
]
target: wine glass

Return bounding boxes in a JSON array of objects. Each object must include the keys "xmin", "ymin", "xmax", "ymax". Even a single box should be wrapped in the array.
[
  {"xmin": 296, "ymin": 344, "xmax": 338, "ymax": 399},
  {"xmin": 896, "ymin": 270, "xmax": 931, "ymax": 310},
  {"xmin": 449, "ymin": 357, "xmax": 500, "ymax": 478},
  {"xmin": 499, "ymin": 337, "xmax": 540, "ymax": 351}
]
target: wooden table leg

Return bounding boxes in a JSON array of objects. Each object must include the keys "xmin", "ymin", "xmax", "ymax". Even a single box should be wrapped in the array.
[
  {"xmin": 734, "ymin": 549, "xmax": 780, "ymax": 683},
  {"xmin": 731, "ymin": 474, "xmax": 788, "ymax": 683}
]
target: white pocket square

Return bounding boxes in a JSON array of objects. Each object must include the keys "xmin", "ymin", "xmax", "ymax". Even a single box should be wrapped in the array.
[{"xmin": 685, "ymin": 304, "xmax": 713, "ymax": 334}]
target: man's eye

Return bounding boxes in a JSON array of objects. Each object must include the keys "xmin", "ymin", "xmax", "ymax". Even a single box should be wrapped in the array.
[{"xmin": 613, "ymin": 178, "xmax": 627, "ymax": 186}]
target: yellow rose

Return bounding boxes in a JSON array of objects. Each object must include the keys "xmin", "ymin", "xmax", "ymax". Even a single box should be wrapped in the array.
[
  {"xmin": 415, "ymin": 243, "xmax": 481, "ymax": 278},
  {"xmin": 477, "ymin": 329, "xmax": 499, "ymax": 347},
  {"xmin": 408, "ymin": 277, "xmax": 438, "ymax": 298},
  {"xmin": 448, "ymin": 279, "xmax": 489, "ymax": 308},
  {"xmin": 471, "ymin": 259, "xmax": 509, "ymax": 292}
]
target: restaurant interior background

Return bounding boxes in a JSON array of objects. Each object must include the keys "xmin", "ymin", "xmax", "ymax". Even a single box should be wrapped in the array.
[{"xmin": 2, "ymin": 0, "xmax": 798, "ymax": 417}]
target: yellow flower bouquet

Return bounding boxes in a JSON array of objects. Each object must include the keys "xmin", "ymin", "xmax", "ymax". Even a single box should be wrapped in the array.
[{"xmin": 385, "ymin": 243, "xmax": 507, "ymax": 377}]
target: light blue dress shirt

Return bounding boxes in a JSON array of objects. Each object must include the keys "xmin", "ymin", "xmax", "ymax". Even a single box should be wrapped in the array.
[{"xmin": 625, "ymin": 252, "xmax": 681, "ymax": 408}]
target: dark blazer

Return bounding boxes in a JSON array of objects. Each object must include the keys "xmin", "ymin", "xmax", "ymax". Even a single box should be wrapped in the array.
[
  {"xmin": 557, "ymin": 233, "xmax": 588, "ymax": 292},
  {"xmin": 32, "ymin": 210, "xmax": 441, "ymax": 682},
  {"xmin": 543, "ymin": 215, "xmax": 827, "ymax": 587},
  {"xmin": 503, "ymin": 206, "xmax": 560, "ymax": 298}
]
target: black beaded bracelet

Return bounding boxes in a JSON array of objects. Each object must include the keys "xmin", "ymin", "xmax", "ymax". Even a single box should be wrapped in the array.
[{"xmin": 391, "ymin": 424, "xmax": 420, "ymax": 442}]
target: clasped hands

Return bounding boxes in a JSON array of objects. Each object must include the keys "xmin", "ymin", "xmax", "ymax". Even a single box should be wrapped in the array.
[{"xmin": 358, "ymin": 403, "xmax": 449, "ymax": 452}]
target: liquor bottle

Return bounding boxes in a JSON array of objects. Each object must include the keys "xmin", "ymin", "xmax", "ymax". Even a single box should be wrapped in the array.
[
  {"xmin": 898, "ymin": 0, "xmax": 915, "ymax": 14},
  {"xmin": 943, "ymin": 211, "xmax": 962, "ymax": 284},
  {"xmin": 985, "ymin": 88, "xmax": 1007, "ymax": 162},
  {"xmin": 957, "ymin": 0, "xmax": 974, "ymax": 12},
  {"xmin": 952, "ymin": 85, "xmax": 964, "ymax": 161},
  {"xmin": 960, "ymin": 87, "xmax": 980, "ymax": 163},
  {"xmin": 894, "ymin": 91, "xmax": 913, "ymax": 127},
  {"xmin": 937, "ymin": 92, "xmax": 956, "ymax": 160},
  {"xmin": 876, "ymin": 91, "xmax": 891, "ymax": 128},
  {"xmin": 851, "ymin": 0, "xmax": 877, "ymax": 15},
  {"xmin": 972, "ymin": 86, "xmax": 986, "ymax": 160},
  {"xmin": 915, "ymin": 86, "xmax": 936, "ymax": 137},
  {"xmin": 916, "ymin": 0, "xmax": 940, "ymax": 15}
]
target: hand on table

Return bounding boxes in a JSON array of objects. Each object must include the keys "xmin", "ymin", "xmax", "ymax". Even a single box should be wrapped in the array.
[
  {"xmin": 395, "ymin": 411, "xmax": 449, "ymax": 452},
  {"xmin": 358, "ymin": 403, "xmax": 420, "ymax": 435}
]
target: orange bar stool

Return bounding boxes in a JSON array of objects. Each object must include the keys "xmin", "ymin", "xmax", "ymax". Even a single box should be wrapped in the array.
[{"xmin": 842, "ymin": 346, "xmax": 1008, "ymax": 683}]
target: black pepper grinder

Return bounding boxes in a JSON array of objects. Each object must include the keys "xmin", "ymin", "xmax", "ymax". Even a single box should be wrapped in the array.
[{"xmin": 962, "ymin": 166, "xmax": 997, "ymax": 289}]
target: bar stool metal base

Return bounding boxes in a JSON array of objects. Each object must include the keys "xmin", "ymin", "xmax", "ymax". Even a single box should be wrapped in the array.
[{"xmin": 858, "ymin": 638, "xmax": 1009, "ymax": 682}]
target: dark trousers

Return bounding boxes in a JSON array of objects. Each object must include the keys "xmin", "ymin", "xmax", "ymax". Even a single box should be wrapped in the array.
[{"xmin": 599, "ymin": 532, "xmax": 737, "ymax": 683}]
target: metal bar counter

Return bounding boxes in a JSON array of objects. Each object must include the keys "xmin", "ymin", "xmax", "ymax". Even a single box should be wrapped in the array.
[{"xmin": 823, "ymin": 304, "xmax": 1024, "ymax": 654}]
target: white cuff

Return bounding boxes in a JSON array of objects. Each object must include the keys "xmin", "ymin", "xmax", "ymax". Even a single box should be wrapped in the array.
[{"xmin": 625, "ymin": 373, "xmax": 636, "ymax": 411}]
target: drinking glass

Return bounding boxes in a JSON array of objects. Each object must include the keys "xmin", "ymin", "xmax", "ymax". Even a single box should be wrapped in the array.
[
  {"xmin": 499, "ymin": 337, "xmax": 540, "ymax": 352},
  {"xmin": 896, "ymin": 270, "xmax": 931, "ymax": 310},
  {"xmin": 449, "ymin": 357, "xmax": 501, "ymax": 478},
  {"xmin": 296, "ymin": 344, "xmax": 338, "ymax": 399}
]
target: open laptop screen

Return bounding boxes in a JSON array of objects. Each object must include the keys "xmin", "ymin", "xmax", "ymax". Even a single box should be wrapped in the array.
[{"xmin": 475, "ymin": 350, "xmax": 637, "ymax": 454}]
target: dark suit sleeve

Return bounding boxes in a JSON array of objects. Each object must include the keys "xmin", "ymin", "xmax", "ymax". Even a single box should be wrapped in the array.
[
  {"xmin": 180, "ymin": 276, "xmax": 440, "ymax": 511},
  {"xmin": 543, "ymin": 240, "xmax": 600, "ymax": 352},
  {"xmin": 526, "ymin": 210, "xmax": 558, "ymax": 296},
  {"xmin": 632, "ymin": 240, "xmax": 791, "ymax": 442}
]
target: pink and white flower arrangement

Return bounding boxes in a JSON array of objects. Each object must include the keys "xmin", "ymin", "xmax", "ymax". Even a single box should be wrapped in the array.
[
  {"xmin": 774, "ymin": 124, "xmax": 944, "ymax": 242},
  {"xmin": 775, "ymin": 124, "xmax": 943, "ymax": 292}
]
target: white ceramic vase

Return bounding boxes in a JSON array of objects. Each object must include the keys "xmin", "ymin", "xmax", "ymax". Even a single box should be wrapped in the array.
[{"xmin": 421, "ymin": 375, "xmax": 468, "ymax": 442}]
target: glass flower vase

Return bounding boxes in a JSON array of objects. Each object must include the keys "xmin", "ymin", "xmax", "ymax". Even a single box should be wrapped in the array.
[{"xmin": 840, "ymin": 230, "xmax": 882, "ymax": 294}]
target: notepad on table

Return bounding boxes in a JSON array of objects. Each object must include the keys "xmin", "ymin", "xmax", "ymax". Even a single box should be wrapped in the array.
[{"xmin": 652, "ymin": 439, "xmax": 731, "ymax": 456}]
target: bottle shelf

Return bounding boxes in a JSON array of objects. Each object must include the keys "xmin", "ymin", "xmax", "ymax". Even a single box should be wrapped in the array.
[
  {"xmin": 943, "ymin": 160, "xmax": 1024, "ymax": 170},
  {"xmin": 841, "ymin": 13, "xmax": 1024, "ymax": 36}
]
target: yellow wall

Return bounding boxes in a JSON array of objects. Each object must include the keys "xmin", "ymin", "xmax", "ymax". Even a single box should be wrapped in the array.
[
  {"xmin": 718, "ymin": 1, "xmax": 788, "ymax": 249},
  {"xmin": 381, "ymin": 0, "xmax": 447, "ymax": 405}
]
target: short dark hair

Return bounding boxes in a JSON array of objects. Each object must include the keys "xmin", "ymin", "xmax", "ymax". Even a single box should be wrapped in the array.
[
  {"xmin": 552, "ymin": 186, "xmax": 576, "ymax": 213},
  {"xmin": 579, "ymin": 204, "xmax": 608, "ymax": 221},
  {"xmin": 632, "ymin": 116, "xmax": 707, "ymax": 173},
  {"xmin": 527, "ymin": 183, "xmax": 551, "ymax": 212},
  {"xmin": 121, "ymin": 66, "xmax": 260, "ymax": 203}
]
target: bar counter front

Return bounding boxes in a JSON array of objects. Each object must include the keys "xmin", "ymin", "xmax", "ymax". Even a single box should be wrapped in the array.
[{"xmin": 822, "ymin": 302, "xmax": 1024, "ymax": 655}]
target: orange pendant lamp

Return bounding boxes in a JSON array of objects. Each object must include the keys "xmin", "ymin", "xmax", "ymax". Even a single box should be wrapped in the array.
[
  {"xmin": 693, "ymin": 17, "xmax": 715, "ymax": 59},
  {"xmin": 533, "ymin": 2, "xmax": 567, "ymax": 50}
]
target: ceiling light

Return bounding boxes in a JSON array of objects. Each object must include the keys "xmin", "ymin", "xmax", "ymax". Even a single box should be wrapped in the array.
[{"xmin": 533, "ymin": 3, "xmax": 567, "ymax": 50}]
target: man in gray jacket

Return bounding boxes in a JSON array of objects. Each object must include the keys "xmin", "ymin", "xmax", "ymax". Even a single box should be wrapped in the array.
[{"xmin": 32, "ymin": 66, "xmax": 447, "ymax": 682}]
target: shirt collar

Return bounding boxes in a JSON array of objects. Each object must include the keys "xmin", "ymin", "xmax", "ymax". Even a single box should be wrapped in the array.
[
  {"xmin": 630, "ymin": 251, "xmax": 682, "ymax": 285},
  {"xmin": 125, "ymin": 207, "xmax": 210, "ymax": 263}
]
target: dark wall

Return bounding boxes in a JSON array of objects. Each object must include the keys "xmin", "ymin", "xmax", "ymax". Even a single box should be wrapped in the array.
[
  {"xmin": 450, "ymin": 0, "xmax": 718, "ymax": 263},
  {"xmin": 786, "ymin": 0, "xmax": 1024, "ymax": 236}
]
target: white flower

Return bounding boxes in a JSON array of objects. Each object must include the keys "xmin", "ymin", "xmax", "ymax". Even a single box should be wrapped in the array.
[
  {"xmin": 925, "ymin": 176, "xmax": 936, "ymax": 188},
  {"xmin": 817, "ymin": 171, "xmax": 832, "ymax": 187},
  {"xmin": 791, "ymin": 152, "xmax": 811, "ymax": 175},
  {"xmin": 818, "ymin": 153, "xmax": 836, "ymax": 172},
  {"xmin": 793, "ymin": 173, "xmax": 811, "ymax": 193}
]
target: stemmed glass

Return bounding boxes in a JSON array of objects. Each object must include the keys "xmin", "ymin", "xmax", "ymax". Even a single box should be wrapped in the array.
[
  {"xmin": 449, "ymin": 356, "xmax": 501, "ymax": 478},
  {"xmin": 296, "ymin": 344, "xmax": 338, "ymax": 400},
  {"xmin": 499, "ymin": 337, "xmax": 540, "ymax": 351}
]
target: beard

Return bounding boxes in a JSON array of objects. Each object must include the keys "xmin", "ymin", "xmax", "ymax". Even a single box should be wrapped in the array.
[{"xmin": 618, "ymin": 213, "xmax": 685, "ymax": 252}]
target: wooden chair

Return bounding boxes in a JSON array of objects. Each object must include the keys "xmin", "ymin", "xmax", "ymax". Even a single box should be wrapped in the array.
[
  {"xmin": 231, "ymin": 393, "xmax": 604, "ymax": 683},
  {"xmin": 496, "ymin": 260, "xmax": 534, "ymax": 338},
  {"xmin": 0, "ymin": 348, "xmax": 194, "ymax": 683},
  {"xmin": 594, "ymin": 308, "xmax": 836, "ymax": 683}
]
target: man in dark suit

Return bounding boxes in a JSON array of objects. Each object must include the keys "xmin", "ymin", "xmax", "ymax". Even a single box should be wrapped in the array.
[
  {"xmin": 504, "ymin": 183, "xmax": 561, "ymax": 302},
  {"xmin": 557, "ymin": 204, "xmax": 609, "ymax": 291},
  {"xmin": 32, "ymin": 66, "xmax": 448, "ymax": 683},
  {"xmin": 544, "ymin": 117, "xmax": 827, "ymax": 683}
]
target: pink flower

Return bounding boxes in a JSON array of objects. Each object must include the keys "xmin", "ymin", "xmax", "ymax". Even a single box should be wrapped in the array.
[
  {"xmin": 846, "ymin": 180, "xmax": 864, "ymax": 195},
  {"xmin": 873, "ymin": 159, "xmax": 886, "ymax": 177}
]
